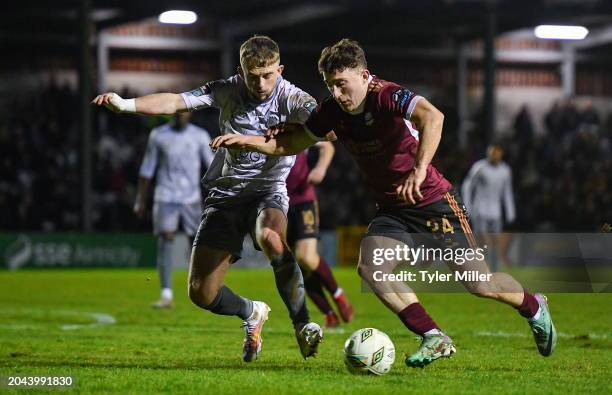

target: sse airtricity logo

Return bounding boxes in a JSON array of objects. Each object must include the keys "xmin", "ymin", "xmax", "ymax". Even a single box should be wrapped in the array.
[{"xmin": 5, "ymin": 234, "xmax": 32, "ymax": 270}]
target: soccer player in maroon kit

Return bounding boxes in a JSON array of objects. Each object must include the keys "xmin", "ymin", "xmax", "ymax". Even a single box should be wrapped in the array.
[
  {"xmin": 286, "ymin": 144, "xmax": 354, "ymax": 328},
  {"xmin": 211, "ymin": 39, "xmax": 557, "ymax": 368}
]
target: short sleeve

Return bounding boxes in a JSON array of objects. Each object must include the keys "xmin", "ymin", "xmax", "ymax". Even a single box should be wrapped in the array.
[
  {"xmin": 304, "ymin": 99, "xmax": 336, "ymax": 141},
  {"xmin": 181, "ymin": 79, "xmax": 229, "ymax": 111},
  {"xmin": 379, "ymin": 84, "xmax": 423, "ymax": 120},
  {"xmin": 286, "ymin": 88, "xmax": 318, "ymax": 124}
]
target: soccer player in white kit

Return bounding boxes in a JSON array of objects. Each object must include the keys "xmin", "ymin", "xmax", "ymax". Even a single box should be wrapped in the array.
[
  {"xmin": 93, "ymin": 35, "xmax": 323, "ymax": 362},
  {"xmin": 461, "ymin": 144, "xmax": 516, "ymax": 271},
  {"xmin": 135, "ymin": 112, "xmax": 214, "ymax": 309}
]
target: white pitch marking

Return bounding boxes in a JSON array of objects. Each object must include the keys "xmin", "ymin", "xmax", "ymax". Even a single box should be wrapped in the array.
[
  {"xmin": 61, "ymin": 312, "xmax": 117, "ymax": 330},
  {"xmin": 476, "ymin": 330, "xmax": 610, "ymax": 340},
  {"xmin": 0, "ymin": 308, "xmax": 116, "ymax": 331}
]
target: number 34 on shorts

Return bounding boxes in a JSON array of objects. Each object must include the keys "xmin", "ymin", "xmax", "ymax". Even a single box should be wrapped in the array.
[{"xmin": 427, "ymin": 217, "xmax": 455, "ymax": 234}]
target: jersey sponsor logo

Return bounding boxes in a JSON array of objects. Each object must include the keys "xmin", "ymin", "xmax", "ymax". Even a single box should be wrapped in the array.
[
  {"xmin": 236, "ymin": 150, "xmax": 265, "ymax": 165},
  {"xmin": 391, "ymin": 88, "xmax": 414, "ymax": 108}
]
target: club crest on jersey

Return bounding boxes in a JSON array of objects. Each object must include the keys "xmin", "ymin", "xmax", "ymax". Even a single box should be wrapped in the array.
[
  {"xmin": 392, "ymin": 88, "xmax": 414, "ymax": 108},
  {"xmin": 364, "ymin": 112, "xmax": 374, "ymax": 126}
]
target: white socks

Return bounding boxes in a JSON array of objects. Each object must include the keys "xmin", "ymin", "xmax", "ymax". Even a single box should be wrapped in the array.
[
  {"xmin": 424, "ymin": 328, "xmax": 444, "ymax": 337},
  {"xmin": 161, "ymin": 288, "xmax": 173, "ymax": 301}
]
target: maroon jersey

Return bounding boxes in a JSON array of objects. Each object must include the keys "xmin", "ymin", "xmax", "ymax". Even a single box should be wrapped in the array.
[
  {"xmin": 287, "ymin": 151, "xmax": 317, "ymax": 206},
  {"xmin": 304, "ymin": 77, "xmax": 451, "ymax": 209}
]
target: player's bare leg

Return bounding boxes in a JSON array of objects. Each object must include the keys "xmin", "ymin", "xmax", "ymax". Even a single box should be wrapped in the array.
[
  {"xmin": 255, "ymin": 208, "xmax": 322, "ymax": 358},
  {"xmin": 188, "ymin": 245, "xmax": 268, "ymax": 362},
  {"xmin": 450, "ymin": 252, "xmax": 557, "ymax": 356},
  {"xmin": 152, "ymin": 231, "xmax": 176, "ymax": 309},
  {"xmin": 295, "ymin": 238, "xmax": 353, "ymax": 327},
  {"xmin": 358, "ymin": 236, "xmax": 456, "ymax": 368}
]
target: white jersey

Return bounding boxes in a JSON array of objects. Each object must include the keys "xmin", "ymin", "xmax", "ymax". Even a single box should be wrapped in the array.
[
  {"xmin": 139, "ymin": 122, "xmax": 214, "ymax": 204},
  {"xmin": 461, "ymin": 159, "xmax": 516, "ymax": 222},
  {"xmin": 180, "ymin": 75, "xmax": 317, "ymax": 205}
]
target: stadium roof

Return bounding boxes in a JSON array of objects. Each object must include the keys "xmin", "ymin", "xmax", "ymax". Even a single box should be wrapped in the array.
[{"xmin": 3, "ymin": 0, "xmax": 612, "ymax": 54}]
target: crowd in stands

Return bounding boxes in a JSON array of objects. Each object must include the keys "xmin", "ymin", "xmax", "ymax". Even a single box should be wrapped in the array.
[{"xmin": 1, "ymin": 83, "xmax": 610, "ymax": 232}]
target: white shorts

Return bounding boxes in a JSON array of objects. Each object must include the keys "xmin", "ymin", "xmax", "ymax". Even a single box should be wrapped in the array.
[{"xmin": 153, "ymin": 202, "xmax": 201, "ymax": 236}]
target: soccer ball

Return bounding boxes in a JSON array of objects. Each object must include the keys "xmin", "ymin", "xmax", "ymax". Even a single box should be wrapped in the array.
[{"xmin": 343, "ymin": 328, "xmax": 395, "ymax": 375}]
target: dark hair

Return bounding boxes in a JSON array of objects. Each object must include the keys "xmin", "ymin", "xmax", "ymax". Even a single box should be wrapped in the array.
[
  {"xmin": 239, "ymin": 35, "xmax": 280, "ymax": 69},
  {"xmin": 318, "ymin": 39, "xmax": 367, "ymax": 74}
]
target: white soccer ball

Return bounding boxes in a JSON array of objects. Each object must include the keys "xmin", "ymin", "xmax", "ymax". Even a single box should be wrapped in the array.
[{"xmin": 343, "ymin": 328, "xmax": 395, "ymax": 375}]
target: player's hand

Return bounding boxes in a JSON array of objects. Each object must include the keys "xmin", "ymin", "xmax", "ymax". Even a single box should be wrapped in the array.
[
  {"xmin": 307, "ymin": 168, "xmax": 326, "ymax": 185},
  {"xmin": 91, "ymin": 92, "xmax": 125, "ymax": 113},
  {"xmin": 133, "ymin": 200, "xmax": 146, "ymax": 219},
  {"xmin": 396, "ymin": 166, "xmax": 427, "ymax": 205},
  {"xmin": 209, "ymin": 134, "xmax": 251, "ymax": 150},
  {"xmin": 264, "ymin": 123, "xmax": 287, "ymax": 140}
]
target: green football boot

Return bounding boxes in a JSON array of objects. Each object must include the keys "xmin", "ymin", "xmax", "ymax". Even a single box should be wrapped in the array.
[
  {"xmin": 405, "ymin": 334, "xmax": 456, "ymax": 368},
  {"xmin": 528, "ymin": 293, "xmax": 557, "ymax": 357}
]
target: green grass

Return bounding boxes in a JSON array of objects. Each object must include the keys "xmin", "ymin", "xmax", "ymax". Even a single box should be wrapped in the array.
[{"xmin": 0, "ymin": 268, "xmax": 611, "ymax": 394}]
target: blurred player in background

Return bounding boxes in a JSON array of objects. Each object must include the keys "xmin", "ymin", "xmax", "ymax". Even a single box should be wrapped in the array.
[
  {"xmin": 286, "ymin": 142, "xmax": 354, "ymax": 328},
  {"xmin": 211, "ymin": 38, "xmax": 557, "ymax": 368},
  {"xmin": 93, "ymin": 35, "xmax": 323, "ymax": 362},
  {"xmin": 135, "ymin": 112, "xmax": 214, "ymax": 309},
  {"xmin": 461, "ymin": 144, "xmax": 516, "ymax": 271}
]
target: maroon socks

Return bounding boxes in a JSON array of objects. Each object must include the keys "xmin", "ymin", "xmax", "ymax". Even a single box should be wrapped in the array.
[
  {"xmin": 314, "ymin": 257, "xmax": 339, "ymax": 294},
  {"xmin": 517, "ymin": 292, "xmax": 540, "ymax": 318},
  {"xmin": 398, "ymin": 303, "xmax": 440, "ymax": 335}
]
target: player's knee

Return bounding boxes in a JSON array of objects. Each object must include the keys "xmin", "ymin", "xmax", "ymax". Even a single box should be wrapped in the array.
[
  {"xmin": 296, "ymin": 253, "xmax": 318, "ymax": 271},
  {"xmin": 465, "ymin": 281, "xmax": 497, "ymax": 299},
  {"xmin": 260, "ymin": 227, "xmax": 284, "ymax": 256},
  {"xmin": 188, "ymin": 277, "xmax": 217, "ymax": 308}
]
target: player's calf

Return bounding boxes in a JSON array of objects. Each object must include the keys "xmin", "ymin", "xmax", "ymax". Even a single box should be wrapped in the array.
[{"xmin": 259, "ymin": 227, "xmax": 285, "ymax": 257}]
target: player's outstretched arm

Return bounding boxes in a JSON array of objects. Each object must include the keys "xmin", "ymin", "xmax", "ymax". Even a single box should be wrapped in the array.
[
  {"xmin": 209, "ymin": 124, "xmax": 319, "ymax": 156},
  {"xmin": 91, "ymin": 92, "xmax": 187, "ymax": 115}
]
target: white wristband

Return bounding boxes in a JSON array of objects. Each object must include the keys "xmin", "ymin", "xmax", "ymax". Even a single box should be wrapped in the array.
[
  {"xmin": 123, "ymin": 98, "xmax": 136, "ymax": 113},
  {"xmin": 110, "ymin": 93, "xmax": 136, "ymax": 113}
]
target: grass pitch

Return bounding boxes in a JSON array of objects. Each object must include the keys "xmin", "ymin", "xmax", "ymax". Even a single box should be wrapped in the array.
[{"xmin": 0, "ymin": 268, "xmax": 611, "ymax": 394}]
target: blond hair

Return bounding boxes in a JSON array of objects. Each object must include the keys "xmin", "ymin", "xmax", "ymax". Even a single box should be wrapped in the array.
[{"xmin": 239, "ymin": 35, "xmax": 280, "ymax": 70}]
